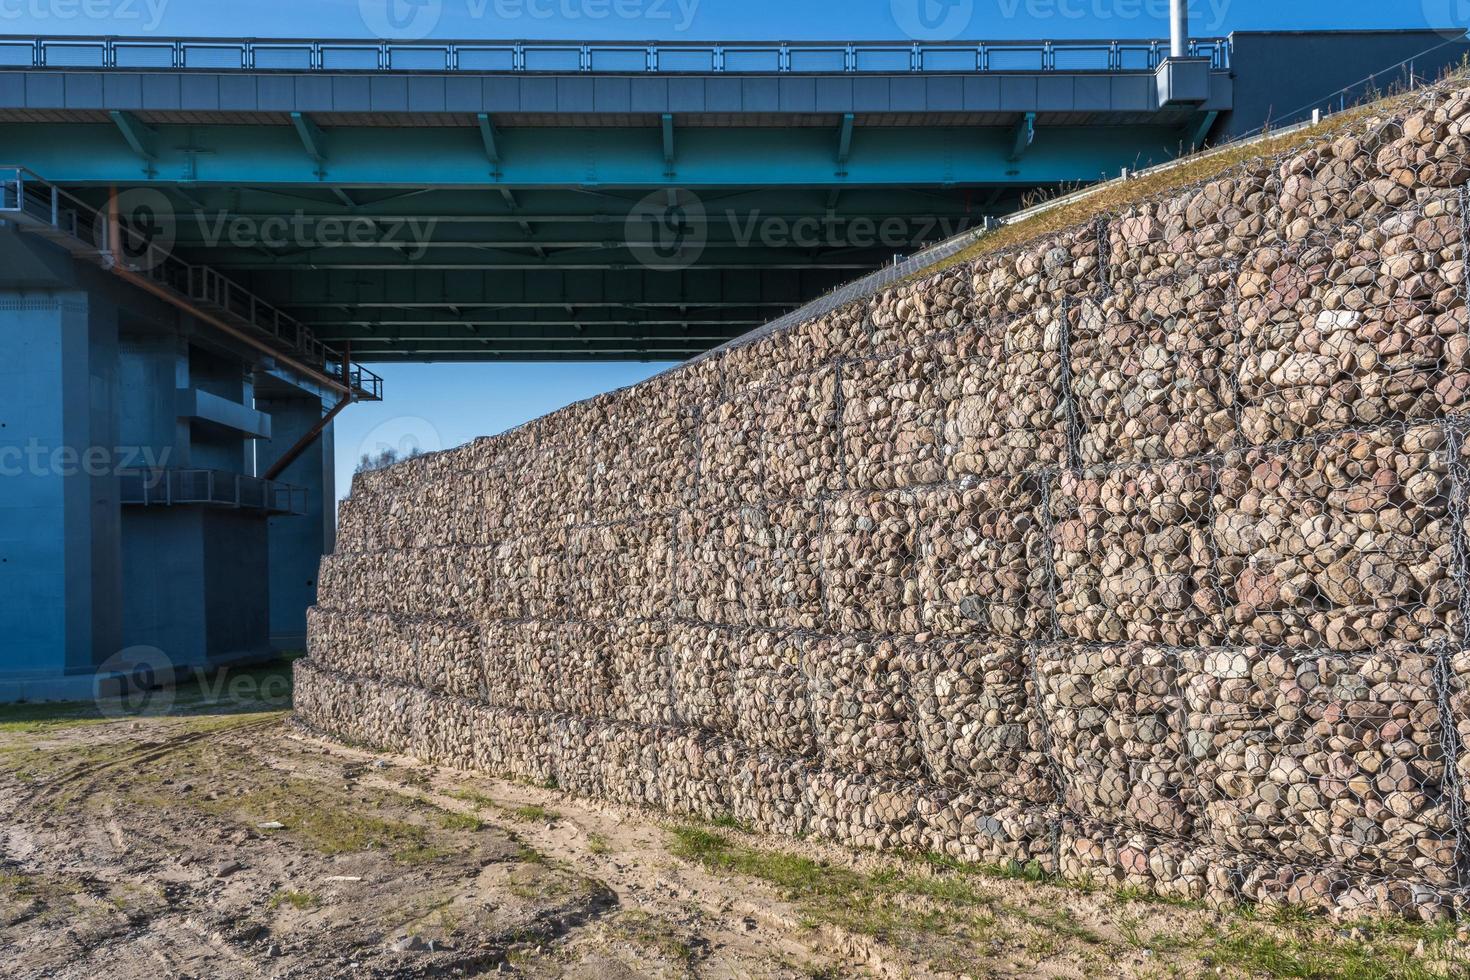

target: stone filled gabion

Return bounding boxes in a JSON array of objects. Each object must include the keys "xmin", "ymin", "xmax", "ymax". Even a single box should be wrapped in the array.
[{"xmin": 299, "ymin": 78, "xmax": 1470, "ymax": 921}]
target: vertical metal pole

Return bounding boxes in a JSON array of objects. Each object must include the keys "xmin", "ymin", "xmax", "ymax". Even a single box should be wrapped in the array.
[
  {"xmin": 1170, "ymin": 0, "xmax": 1189, "ymax": 60},
  {"xmin": 106, "ymin": 186, "xmax": 119, "ymax": 260}
]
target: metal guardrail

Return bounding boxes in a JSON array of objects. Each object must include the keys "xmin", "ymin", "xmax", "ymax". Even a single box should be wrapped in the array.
[
  {"xmin": 119, "ymin": 467, "xmax": 307, "ymax": 515},
  {"xmin": 0, "ymin": 35, "xmax": 1231, "ymax": 74},
  {"xmin": 0, "ymin": 166, "xmax": 383, "ymax": 402}
]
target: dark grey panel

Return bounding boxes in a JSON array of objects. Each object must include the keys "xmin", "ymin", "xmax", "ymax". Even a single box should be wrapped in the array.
[
  {"xmin": 408, "ymin": 76, "xmax": 447, "ymax": 113},
  {"xmin": 742, "ymin": 77, "xmax": 779, "ymax": 112},
  {"xmin": 629, "ymin": 77, "xmax": 668, "ymax": 112},
  {"xmin": 852, "ymin": 76, "xmax": 890, "ymax": 112},
  {"xmin": 63, "ymin": 73, "xmax": 102, "ymax": 109},
  {"xmin": 962, "ymin": 76, "xmax": 1001, "ymax": 112},
  {"xmin": 1111, "ymin": 75, "xmax": 1154, "ymax": 110},
  {"xmin": 218, "ymin": 75, "xmax": 258, "ymax": 111},
  {"xmin": 814, "ymin": 76, "xmax": 853, "ymax": 112},
  {"xmin": 0, "ymin": 74, "xmax": 22, "ymax": 107},
  {"xmin": 331, "ymin": 76, "xmax": 372, "ymax": 112},
  {"xmin": 1204, "ymin": 72, "xmax": 1232, "ymax": 112},
  {"xmin": 1036, "ymin": 75, "xmax": 1075, "ymax": 111},
  {"xmin": 295, "ymin": 75, "xmax": 334, "ymax": 112},
  {"xmin": 482, "ymin": 76, "xmax": 519, "ymax": 111},
  {"xmin": 143, "ymin": 73, "xmax": 184, "ymax": 111},
  {"xmin": 102, "ymin": 73, "xmax": 143, "ymax": 110},
  {"xmin": 668, "ymin": 78, "xmax": 705, "ymax": 112},
  {"xmin": 518, "ymin": 76, "xmax": 555, "ymax": 113},
  {"xmin": 444, "ymin": 76, "xmax": 482, "ymax": 112},
  {"xmin": 888, "ymin": 76, "xmax": 926, "ymax": 111},
  {"xmin": 257, "ymin": 75, "xmax": 295, "ymax": 111},
  {"xmin": 179, "ymin": 75, "xmax": 219, "ymax": 111},
  {"xmin": 926, "ymin": 75, "xmax": 963, "ymax": 111},
  {"xmin": 999, "ymin": 76, "xmax": 1036, "ymax": 111},
  {"xmin": 778, "ymin": 76, "xmax": 816, "ymax": 112},
  {"xmin": 25, "ymin": 73, "xmax": 64, "ymax": 109},
  {"xmin": 368, "ymin": 76, "xmax": 408, "ymax": 112},
  {"xmin": 593, "ymin": 77, "xmax": 631, "ymax": 112},
  {"xmin": 555, "ymin": 77, "xmax": 594, "ymax": 112},
  {"xmin": 705, "ymin": 76, "xmax": 742, "ymax": 112},
  {"xmin": 1074, "ymin": 75, "xmax": 1111, "ymax": 112}
]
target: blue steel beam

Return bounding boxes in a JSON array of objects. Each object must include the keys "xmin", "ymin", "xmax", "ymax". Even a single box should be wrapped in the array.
[
  {"xmin": 107, "ymin": 110, "xmax": 157, "ymax": 176},
  {"xmin": 661, "ymin": 113, "xmax": 676, "ymax": 177},
  {"xmin": 238, "ymin": 267, "xmax": 852, "ymax": 310},
  {"xmin": 0, "ymin": 122, "xmax": 1190, "ymax": 187},
  {"xmin": 1008, "ymin": 112, "xmax": 1037, "ymax": 162},
  {"xmin": 836, "ymin": 113, "xmax": 854, "ymax": 177},
  {"xmin": 289, "ymin": 111, "xmax": 329, "ymax": 182},
  {"xmin": 476, "ymin": 113, "xmax": 502, "ymax": 176}
]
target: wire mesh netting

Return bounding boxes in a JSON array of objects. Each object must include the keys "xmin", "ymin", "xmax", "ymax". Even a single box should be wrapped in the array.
[{"xmin": 302, "ymin": 77, "xmax": 1470, "ymax": 919}]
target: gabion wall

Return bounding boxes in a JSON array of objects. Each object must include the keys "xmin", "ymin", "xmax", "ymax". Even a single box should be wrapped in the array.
[{"xmin": 297, "ymin": 80, "xmax": 1470, "ymax": 920}]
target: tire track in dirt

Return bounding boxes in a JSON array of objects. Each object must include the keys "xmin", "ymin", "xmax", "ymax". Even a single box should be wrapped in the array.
[{"xmin": 285, "ymin": 727, "xmax": 928, "ymax": 979}]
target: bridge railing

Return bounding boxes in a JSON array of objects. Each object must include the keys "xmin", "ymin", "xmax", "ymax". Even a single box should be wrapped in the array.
[
  {"xmin": 0, "ymin": 166, "xmax": 383, "ymax": 402},
  {"xmin": 0, "ymin": 36, "xmax": 1230, "ymax": 74}
]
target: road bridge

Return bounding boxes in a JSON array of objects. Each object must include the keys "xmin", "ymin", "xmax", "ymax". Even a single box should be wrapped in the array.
[{"xmin": 0, "ymin": 24, "xmax": 1465, "ymax": 699}]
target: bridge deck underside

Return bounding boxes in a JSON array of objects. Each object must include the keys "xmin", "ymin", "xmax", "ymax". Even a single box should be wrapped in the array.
[{"xmin": 0, "ymin": 76, "xmax": 1226, "ymax": 360}]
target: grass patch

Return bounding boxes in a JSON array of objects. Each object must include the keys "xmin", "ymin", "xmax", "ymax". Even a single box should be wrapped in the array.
[
  {"xmin": 0, "ymin": 654, "xmax": 298, "ymax": 735},
  {"xmin": 509, "ymin": 804, "xmax": 559, "ymax": 824},
  {"xmin": 1200, "ymin": 914, "xmax": 1467, "ymax": 980},
  {"xmin": 710, "ymin": 813, "xmax": 755, "ymax": 833},
  {"xmin": 586, "ymin": 833, "xmax": 610, "ymax": 856},
  {"xmin": 606, "ymin": 910, "xmax": 695, "ymax": 962},
  {"xmin": 267, "ymin": 889, "xmax": 319, "ymax": 911},
  {"xmin": 446, "ymin": 788, "xmax": 497, "ymax": 810},
  {"xmin": 436, "ymin": 811, "xmax": 484, "ymax": 832},
  {"xmin": 667, "ymin": 825, "xmax": 1027, "ymax": 967},
  {"xmin": 194, "ymin": 778, "xmax": 451, "ymax": 865}
]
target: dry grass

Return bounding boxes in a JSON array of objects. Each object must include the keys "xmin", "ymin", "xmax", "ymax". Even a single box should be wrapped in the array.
[{"xmin": 916, "ymin": 68, "xmax": 1468, "ymax": 280}]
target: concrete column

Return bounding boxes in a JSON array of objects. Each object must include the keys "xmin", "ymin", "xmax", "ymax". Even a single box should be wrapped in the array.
[
  {"xmin": 256, "ymin": 392, "xmax": 336, "ymax": 648},
  {"xmin": 0, "ymin": 289, "xmax": 122, "ymax": 697}
]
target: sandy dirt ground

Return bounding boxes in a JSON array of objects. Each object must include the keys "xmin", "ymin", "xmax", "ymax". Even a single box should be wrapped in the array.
[{"xmin": 1, "ymin": 669, "xmax": 1467, "ymax": 979}]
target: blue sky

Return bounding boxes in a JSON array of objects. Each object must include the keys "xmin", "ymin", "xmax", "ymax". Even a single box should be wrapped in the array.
[
  {"xmin": 6, "ymin": 0, "xmax": 1460, "ymax": 497},
  {"xmin": 0, "ymin": 0, "xmax": 1460, "ymax": 41}
]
